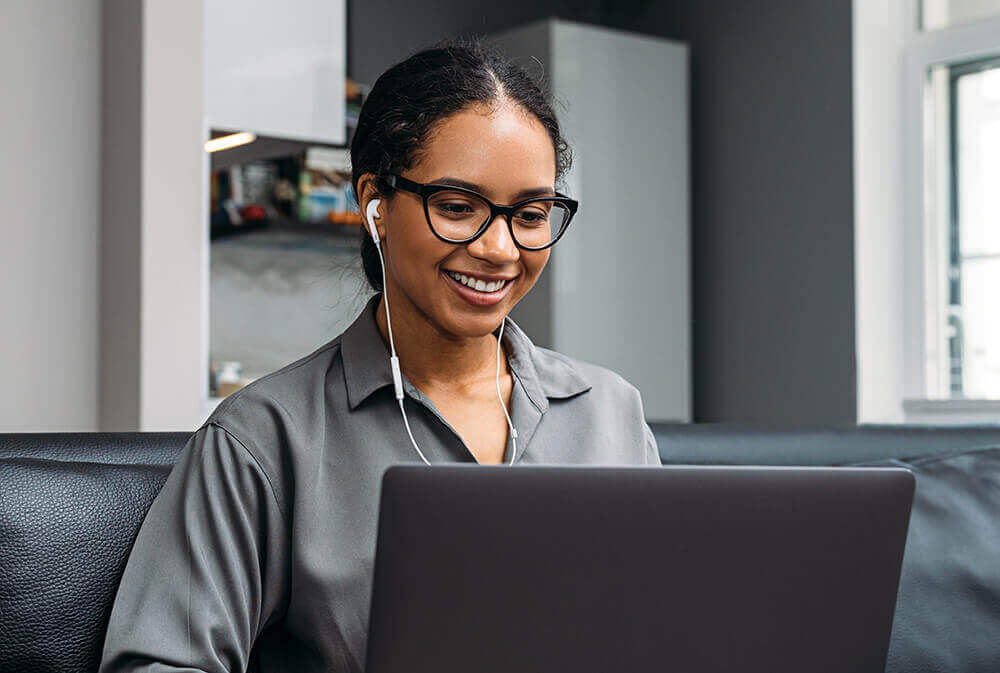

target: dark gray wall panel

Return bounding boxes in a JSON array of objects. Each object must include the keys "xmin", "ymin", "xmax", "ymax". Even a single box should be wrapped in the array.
[{"xmin": 603, "ymin": 0, "xmax": 856, "ymax": 425}]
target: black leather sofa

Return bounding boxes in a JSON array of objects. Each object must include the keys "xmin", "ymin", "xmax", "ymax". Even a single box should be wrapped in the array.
[{"xmin": 2, "ymin": 424, "xmax": 999, "ymax": 672}]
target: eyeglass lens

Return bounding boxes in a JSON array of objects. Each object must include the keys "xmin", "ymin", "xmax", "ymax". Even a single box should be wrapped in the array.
[{"xmin": 426, "ymin": 190, "xmax": 570, "ymax": 248}]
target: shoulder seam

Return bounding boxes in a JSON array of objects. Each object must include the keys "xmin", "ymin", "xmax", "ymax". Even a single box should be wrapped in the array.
[{"xmin": 203, "ymin": 420, "xmax": 290, "ymax": 523}]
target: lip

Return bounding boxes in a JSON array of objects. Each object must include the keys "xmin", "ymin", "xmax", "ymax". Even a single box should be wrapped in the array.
[{"xmin": 442, "ymin": 270, "xmax": 516, "ymax": 307}]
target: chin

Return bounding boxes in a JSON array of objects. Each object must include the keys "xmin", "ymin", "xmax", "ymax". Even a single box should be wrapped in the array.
[
  {"xmin": 441, "ymin": 310, "xmax": 507, "ymax": 338},
  {"xmin": 433, "ymin": 295, "xmax": 513, "ymax": 334}
]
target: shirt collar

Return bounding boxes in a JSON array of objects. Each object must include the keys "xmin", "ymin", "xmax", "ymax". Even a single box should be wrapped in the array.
[{"xmin": 339, "ymin": 293, "xmax": 591, "ymax": 412}]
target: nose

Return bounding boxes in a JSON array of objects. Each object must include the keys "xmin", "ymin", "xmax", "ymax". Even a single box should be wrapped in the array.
[{"xmin": 465, "ymin": 212, "xmax": 520, "ymax": 264}]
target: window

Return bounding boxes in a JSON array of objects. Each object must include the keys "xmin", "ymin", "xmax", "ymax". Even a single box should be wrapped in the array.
[
  {"xmin": 897, "ymin": 3, "xmax": 1000, "ymax": 419},
  {"xmin": 926, "ymin": 59, "xmax": 1000, "ymax": 398}
]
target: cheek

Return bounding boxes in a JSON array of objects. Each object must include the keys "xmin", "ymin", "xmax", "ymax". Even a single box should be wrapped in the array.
[
  {"xmin": 523, "ymin": 251, "xmax": 550, "ymax": 280},
  {"xmin": 508, "ymin": 251, "xmax": 549, "ymax": 300},
  {"xmin": 387, "ymin": 217, "xmax": 451, "ymax": 283}
]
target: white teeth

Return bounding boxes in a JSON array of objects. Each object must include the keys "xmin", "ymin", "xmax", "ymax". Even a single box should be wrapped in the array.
[{"xmin": 446, "ymin": 270, "xmax": 510, "ymax": 293}]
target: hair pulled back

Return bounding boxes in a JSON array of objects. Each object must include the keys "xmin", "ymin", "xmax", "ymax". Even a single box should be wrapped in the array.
[{"xmin": 350, "ymin": 35, "xmax": 573, "ymax": 292}]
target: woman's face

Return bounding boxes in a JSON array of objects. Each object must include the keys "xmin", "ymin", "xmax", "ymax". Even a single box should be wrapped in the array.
[{"xmin": 364, "ymin": 102, "xmax": 557, "ymax": 340}]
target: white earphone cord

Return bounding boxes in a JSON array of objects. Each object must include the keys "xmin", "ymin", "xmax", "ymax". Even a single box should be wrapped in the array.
[{"xmin": 368, "ymin": 200, "xmax": 517, "ymax": 465}]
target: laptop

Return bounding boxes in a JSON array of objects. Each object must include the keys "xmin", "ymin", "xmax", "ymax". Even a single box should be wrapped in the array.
[{"xmin": 365, "ymin": 464, "xmax": 914, "ymax": 673}]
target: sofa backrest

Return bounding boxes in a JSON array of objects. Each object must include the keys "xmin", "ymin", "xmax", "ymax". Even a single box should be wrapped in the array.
[
  {"xmin": 650, "ymin": 422, "xmax": 1000, "ymax": 465},
  {"xmin": 0, "ymin": 433, "xmax": 189, "ymax": 673},
  {"xmin": 0, "ymin": 432, "xmax": 191, "ymax": 465},
  {"xmin": 862, "ymin": 446, "xmax": 1000, "ymax": 673},
  {"xmin": 1, "ymin": 458, "xmax": 172, "ymax": 673}
]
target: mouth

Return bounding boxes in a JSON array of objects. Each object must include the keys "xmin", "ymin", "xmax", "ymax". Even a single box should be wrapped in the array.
[
  {"xmin": 442, "ymin": 269, "xmax": 518, "ymax": 306},
  {"xmin": 443, "ymin": 269, "xmax": 516, "ymax": 292}
]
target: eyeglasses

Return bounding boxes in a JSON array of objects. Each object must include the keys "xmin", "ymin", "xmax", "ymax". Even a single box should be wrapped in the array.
[{"xmin": 381, "ymin": 173, "xmax": 579, "ymax": 251}]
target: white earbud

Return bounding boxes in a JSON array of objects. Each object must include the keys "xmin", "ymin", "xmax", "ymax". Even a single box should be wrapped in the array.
[{"xmin": 366, "ymin": 199, "xmax": 382, "ymax": 244}]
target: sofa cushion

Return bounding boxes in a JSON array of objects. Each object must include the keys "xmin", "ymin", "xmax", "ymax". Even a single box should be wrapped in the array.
[
  {"xmin": 860, "ymin": 446, "xmax": 1000, "ymax": 673},
  {"xmin": 0, "ymin": 457, "xmax": 172, "ymax": 673}
]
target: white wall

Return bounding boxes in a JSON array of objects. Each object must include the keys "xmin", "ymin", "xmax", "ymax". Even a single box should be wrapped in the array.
[
  {"xmin": 0, "ymin": 0, "xmax": 102, "ymax": 431},
  {"xmin": 138, "ymin": 0, "xmax": 204, "ymax": 430},
  {"xmin": 853, "ymin": 0, "xmax": 909, "ymax": 423},
  {"xmin": 0, "ymin": 0, "xmax": 204, "ymax": 431}
]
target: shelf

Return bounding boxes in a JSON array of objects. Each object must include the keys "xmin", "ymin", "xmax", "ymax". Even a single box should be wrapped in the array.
[{"xmin": 210, "ymin": 214, "xmax": 364, "ymax": 242}]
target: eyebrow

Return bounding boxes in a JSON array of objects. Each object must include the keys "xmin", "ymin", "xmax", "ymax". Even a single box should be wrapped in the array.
[{"xmin": 429, "ymin": 176, "xmax": 556, "ymax": 199}]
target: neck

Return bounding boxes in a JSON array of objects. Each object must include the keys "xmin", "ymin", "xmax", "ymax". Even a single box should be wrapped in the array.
[{"xmin": 373, "ymin": 288, "xmax": 507, "ymax": 393}]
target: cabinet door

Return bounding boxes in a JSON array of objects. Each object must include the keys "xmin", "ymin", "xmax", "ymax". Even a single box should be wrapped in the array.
[{"xmin": 204, "ymin": 0, "xmax": 346, "ymax": 144}]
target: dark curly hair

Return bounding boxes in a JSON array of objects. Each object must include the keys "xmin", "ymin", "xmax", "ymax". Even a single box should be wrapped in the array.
[{"xmin": 350, "ymin": 35, "xmax": 574, "ymax": 292}]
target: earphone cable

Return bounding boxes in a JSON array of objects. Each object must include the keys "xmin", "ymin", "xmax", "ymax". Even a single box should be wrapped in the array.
[
  {"xmin": 368, "ymin": 199, "xmax": 518, "ymax": 466},
  {"xmin": 372, "ymin": 235, "xmax": 432, "ymax": 464},
  {"xmin": 496, "ymin": 317, "xmax": 518, "ymax": 465},
  {"xmin": 372, "ymin": 239, "xmax": 397, "ymax": 357}
]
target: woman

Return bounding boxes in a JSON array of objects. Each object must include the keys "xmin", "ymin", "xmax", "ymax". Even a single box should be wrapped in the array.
[{"xmin": 99, "ymin": 36, "xmax": 660, "ymax": 673}]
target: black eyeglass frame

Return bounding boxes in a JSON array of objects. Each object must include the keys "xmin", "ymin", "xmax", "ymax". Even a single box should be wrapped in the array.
[{"xmin": 381, "ymin": 173, "xmax": 579, "ymax": 251}]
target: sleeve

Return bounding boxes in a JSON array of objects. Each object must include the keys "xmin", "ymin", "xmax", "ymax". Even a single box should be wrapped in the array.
[
  {"xmin": 98, "ymin": 422, "xmax": 290, "ymax": 673},
  {"xmin": 642, "ymin": 422, "xmax": 662, "ymax": 466}
]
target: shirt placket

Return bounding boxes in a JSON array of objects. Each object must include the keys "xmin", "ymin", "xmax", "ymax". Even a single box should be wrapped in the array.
[{"xmin": 399, "ymin": 370, "xmax": 542, "ymax": 465}]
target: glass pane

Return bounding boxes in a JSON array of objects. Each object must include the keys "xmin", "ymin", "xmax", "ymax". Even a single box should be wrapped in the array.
[
  {"xmin": 511, "ymin": 201, "xmax": 570, "ymax": 248},
  {"xmin": 960, "ymin": 259, "xmax": 1000, "ymax": 397},
  {"xmin": 928, "ymin": 58, "xmax": 1000, "ymax": 398},
  {"xmin": 922, "ymin": 0, "xmax": 1000, "ymax": 30},
  {"xmin": 427, "ymin": 190, "xmax": 491, "ymax": 240},
  {"xmin": 953, "ymin": 62, "xmax": 1000, "ymax": 397}
]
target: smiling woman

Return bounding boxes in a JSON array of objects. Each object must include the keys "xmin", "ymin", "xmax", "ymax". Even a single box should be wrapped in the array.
[
  {"xmin": 348, "ymin": 39, "xmax": 589, "ymax": 468},
  {"xmin": 98, "ymin": 35, "xmax": 661, "ymax": 673}
]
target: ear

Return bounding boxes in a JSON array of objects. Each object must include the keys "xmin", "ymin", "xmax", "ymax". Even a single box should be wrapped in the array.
[{"xmin": 358, "ymin": 173, "xmax": 389, "ymax": 241}]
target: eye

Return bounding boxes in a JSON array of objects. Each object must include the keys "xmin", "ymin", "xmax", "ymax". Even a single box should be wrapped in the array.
[
  {"xmin": 438, "ymin": 202, "xmax": 474, "ymax": 215},
  {"xmin": 514, "ymin": 208, "xmax": 548, "ymax": 225}
]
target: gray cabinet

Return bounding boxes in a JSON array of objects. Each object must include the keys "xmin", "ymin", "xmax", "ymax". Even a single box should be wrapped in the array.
[{"xmin": 493, "ymin": 19, "xmax": 691, "ymax": 422}]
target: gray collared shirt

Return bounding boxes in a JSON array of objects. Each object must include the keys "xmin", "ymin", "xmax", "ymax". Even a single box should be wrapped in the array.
[{"xmin": 99, "ymin": 293, "xmax": 660, "ymax": 673}]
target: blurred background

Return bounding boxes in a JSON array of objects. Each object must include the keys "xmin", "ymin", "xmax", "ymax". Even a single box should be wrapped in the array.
[{"xmin": 2, "ymin": 0, "xmax": 999, "ymax": 431}]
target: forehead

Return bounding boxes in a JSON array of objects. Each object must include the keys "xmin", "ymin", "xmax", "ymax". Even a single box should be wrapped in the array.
[{"xmin": 412, "ymin": 104, "xmax": 556, "ymax": 199}]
